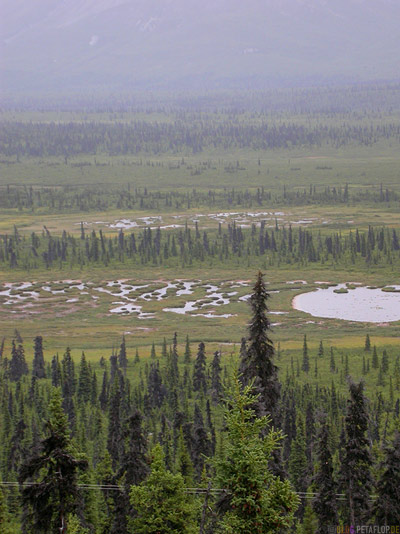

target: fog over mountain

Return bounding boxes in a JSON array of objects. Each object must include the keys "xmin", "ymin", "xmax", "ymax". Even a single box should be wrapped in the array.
[{"xmin": 1, "ymin": 0, "xmax": 399, "ymax": 94}]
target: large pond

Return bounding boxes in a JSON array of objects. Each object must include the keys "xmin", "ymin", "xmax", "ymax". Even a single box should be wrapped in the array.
[{"xmin": 292, "ymin": 284, "xmax": 400, "ymax": 323}]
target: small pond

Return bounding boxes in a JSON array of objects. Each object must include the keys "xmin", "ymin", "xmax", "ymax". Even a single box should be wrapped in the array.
[{"xmin": 292, "ymin": 284, "xmax": 400, "ymax": 323}]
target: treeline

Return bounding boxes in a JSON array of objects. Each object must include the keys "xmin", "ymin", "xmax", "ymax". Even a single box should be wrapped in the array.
[
  {"xmin": 0, "ymin": 182, "xmax": 398, "ymax": 213},
  {"xmin": 1, "ymin": 116, "xmax": 400, "ymax": 157},
  {"xmin": 3, "ymin": 221, "xmax": 400, "ymax": 271},
  {"xmin": 2, "ymin": 81, "xmax": 400, "ymax": 113},
  {"xmin": 0, "ymin": 276, "xmax": 399, "ymax": 532}
]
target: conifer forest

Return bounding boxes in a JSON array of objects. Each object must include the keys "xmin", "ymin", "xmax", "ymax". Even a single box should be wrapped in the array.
[{"xmin": 1, "ymin": 85, "xmax": 400, "ymax": 533}]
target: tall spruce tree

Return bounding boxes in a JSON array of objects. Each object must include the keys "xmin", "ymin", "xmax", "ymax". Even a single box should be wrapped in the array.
[
  {"xmin": 312, "ymin": 420, "xmax": 337, "ymax": 533},
  {"xmin": 18, "ymin": 388, "xmax": 87, "ymax": 533},
  {"xmin": 184, "ymin": 335, "xmax": 192, "ymax": 364},
  {"xmin": 339, "ymin": 381, "xmax": 373, "ymax": 525},
  {"xmin": 9, "ymin": 340, "xmax": 28, "ymax": 382},
  {"xmin": 193, "ymin": 342, "xmax": 207, "ymax": 394},
  {"xmin": 302, "ymin": 335, "xmax": 310, "ymax": 373},
  {"xmin": 118, "ymin": 336, "xmax": 128, "ymax": 371},
  {"xmin": 32, "ymin": 336, "xmax": 46, "ymax": 379},
  {"xmin": 210, "ymin": 350, "xmax": 223, "ymax": 403},
  {"xmin": 112, "ymin": 411, "xmax": 149, "ymax": 534},
  {"xmin": 288, "ymin": 414, "xmax": 307, "ymax": 492},
  {"xmin": 192, "ymin": 404, "xmax": 212, "ymax": 482},
  {"xmin": 239, "ymin": 271, "xmax": 280, "ymax": 421},
  {"xmin": 77, "ymin": 352, "xmax": 91, "ymax": 403},
  {"xmin": 373, "ymin": 432, "xmax": 400, "ymax": 524}
]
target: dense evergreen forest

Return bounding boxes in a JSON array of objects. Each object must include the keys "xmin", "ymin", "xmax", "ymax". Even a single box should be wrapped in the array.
[{"xmin": 0, "ymin": 274, "xmax": 399, "ymax": 533}]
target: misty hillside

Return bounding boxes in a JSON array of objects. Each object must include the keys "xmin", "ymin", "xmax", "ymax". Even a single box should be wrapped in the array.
[{"xmin": 1, "ymin": 0, "xmax": 400, "ymax": 94}]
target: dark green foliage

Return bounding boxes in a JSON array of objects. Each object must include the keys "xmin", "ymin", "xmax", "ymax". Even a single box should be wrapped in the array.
[
  {"xmin": 373, "ymin": 432, "xmax": 400, "ymax": 524},
  {"xmin": 184, "ymin": 335, "xmax": 191, "ymax": 364},
  {"xmin": 145, "ymin": 362, "xmax": 166, "ymax": 410},
  {"xmin": 302, "ymin": 335, "xmax": 309, "ymax": 373},
  {"xmin": 9, "ymin": 340, "xmax": 28, "ymax": 382},
  {"xmin": 118, "ymin": 336, "xmax": 127, "ymax": 370},
  {"xmin": 312, "ymin": 420, "xmax": 337, "ymax": 533},
  {"xmin": 193, "ymin": 342, "xmax": 207, "ymax": 394},
  {"xmin": 129, "ymin": 444, "xmax": 198, "ymax": 534},
  {"xmin": 330, "ymin": 347, "xmax": 335, "ymax": 373},
  {"xmin": 61, "ymin": 347, "xmax": 76, "ymax": 426},
  {"xmin": 112, "ymin": 411, "xmax": 149, "ymax": 534},
  {"xmin": 107, "ymin": 376, "xmax": 121, "ymax": 469},
  {"xmin": 339, "ymin": 381, "xmax": 373, "ymax": 525},
  {"xmin": 288, "ymin": 414, "xmax": 307, "ymax": 492},
  {"xmin": 51, "ymin": 354, "xmax": 62, "ymax": 387},
  {"xmin": 210, "ymin": 350, "xmax": 223, "ymax": 403},
  {"xmin": 32, "ymin": 336, "xmax": 46, "ymax": 379},
  {"xmin": 364, "ymin": 334, "xmax": 371, "ymax": 351},
  {"xmin": 78, "ymin": 352, "xmax": 92, "ymax": 403},
  {"xmin": 191, "ymin": 404, "xmax": 212, "ymax": 482},
  {"xmin": 372, "ymin": 345, "xmax": 379, "ymax": 370},
  {"xmin": 239, "ymin": 271, "xmax": 280, "ymax": 421},
  {"xmin": 18, "ymin": 388, "xmax": 87, "ymax": 533},
  {"xmin": 381, "ymin": 349, "xmax": 389, "ymax": 373}
]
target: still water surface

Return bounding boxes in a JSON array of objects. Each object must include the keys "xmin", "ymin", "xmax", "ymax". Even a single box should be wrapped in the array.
[{"xmin": 292, "ymin": 284, "xmax": 400, "ymax": 323}]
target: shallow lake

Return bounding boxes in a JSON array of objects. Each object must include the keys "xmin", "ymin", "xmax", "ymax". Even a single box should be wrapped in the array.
[{"xmin": 292, "ymin": 284, "xmax": 400, "ymax": 323}]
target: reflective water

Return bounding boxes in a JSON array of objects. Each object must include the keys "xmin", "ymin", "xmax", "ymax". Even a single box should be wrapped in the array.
[{"xmin": 292, "ymin": 284, "xmax": 400, "ymax": 323}]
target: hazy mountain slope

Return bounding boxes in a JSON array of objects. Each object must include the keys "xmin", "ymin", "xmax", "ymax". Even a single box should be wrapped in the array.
[{"xmin": 1, "ymin": 0, "xmax": 399, "ymax": 93}]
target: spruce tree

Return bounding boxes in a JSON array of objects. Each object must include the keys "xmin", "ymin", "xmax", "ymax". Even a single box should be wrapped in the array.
[
  {"xmin": 192, "ymin": 404, "xmax": 212, "ymax": 482},
  {"xmin": 78, "ymin": 352, "xmax": 91, "ymax": 403},
  {"xmin": 239, "ymin": 271, "xmax": 280, "ymax": 421},
  {"xmin": 146, "ymin": 362, "xmax": 166, "ymax": 409},
  {"xmin": 18, "ymin": 388, "xmax": 87, "ymax": 533},
  {"xmin": 214, "ymin": 375, "xmax": 298, "ymax": 533},
  {"xmin": 372, "ymin": 345, "xmax": 379, "ymax": 369},
  {"xmin": 288, "ymin": 414, "xmax": 308, "ymax": 492},
  {"xmin": 302, "ymin": 335, "xmax": 309, "ymax": 373},
  {"xmin": 51, "ymin": 354, "xmax": 62, "ymax": 386},
  {"xmin": 112, "ymin": 411, "xmax": 149, "ymax": 534},
  {"xmin": 61, "ymin": 347, "xmax": 76, "ymax": 426},
  {"xmin": 312, "ymin": 420, "xmax": 337, "ymax": 533},
  {"xmin": 32, "ymin": 335, "xmax": 46, "ymax": 379},
  {"xmin": 9, "ymin": 340, "xmax": 28, "ymax": 381},
  {"xmin": 364, "ymin": 334, "xmax": 371, "ymax": 351},
  {"xmin": 118, "ymin": 336, "xmax": 127, "ymax": 371},
  {"xmin": 107, "ymin": 375, "xmax": 121, "ymax": 469},
  {"xmin": 210, "ymin": 350, "xmax": 223, "ymax": 403},
  {"xmin": 129, "ymin": 444, "xmax": 198, "ymax": 534},
  {"xmin": 184, "ymin": 335, "xmax": 192, "ymax": 364},
  {"xmin": 339, "ymin": 381, "xmax": 373, "ymax": 525},
  {"xmin": 193, "ymin": 342, "xmax": 207, "ymax": 394},
  {"xmin": 330, "ymin": 347, "xmax": 335, "ymax": 373},
  {"xmin": 381, "ymin": 349, "xmax": 389, "ymax": 373},
  {"xmin": 373, "ymin": 432, "xmax": 400, "ymax": 524}
]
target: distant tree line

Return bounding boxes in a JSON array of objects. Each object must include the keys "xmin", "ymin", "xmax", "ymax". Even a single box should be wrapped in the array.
[
  {"xmin": 2, "ymin": 220, "xmax": 400, "ymax": 271},
  {"xmin": 1, "ymin": 116, "xmax": 399, "ymax": 158},
  {"xmin": 0, "ymin": 183, "xmax": 398, "ymax": 213}
]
